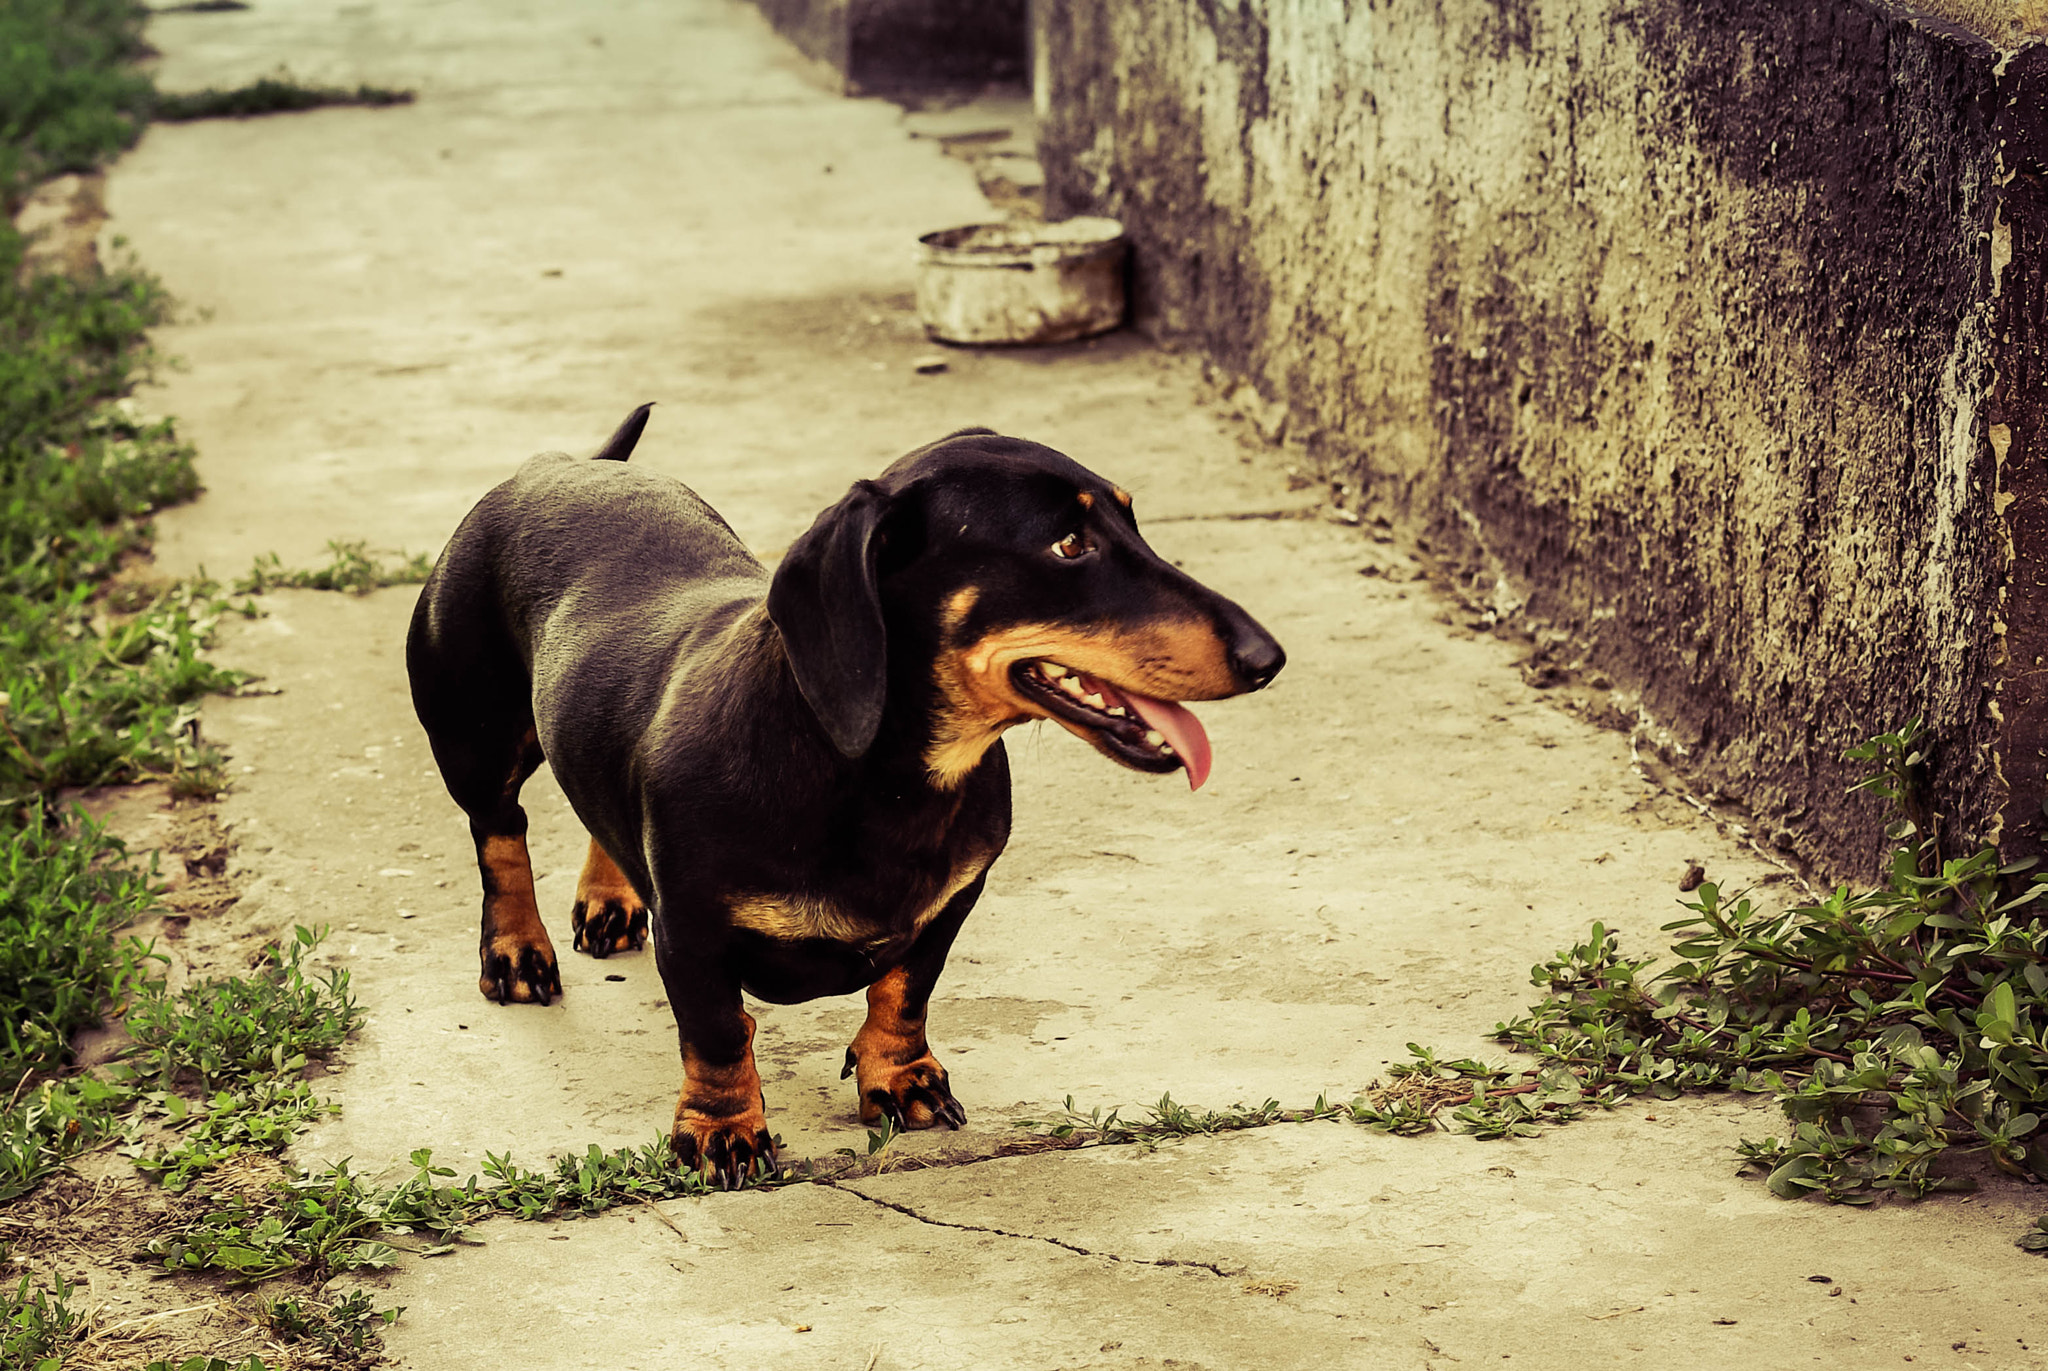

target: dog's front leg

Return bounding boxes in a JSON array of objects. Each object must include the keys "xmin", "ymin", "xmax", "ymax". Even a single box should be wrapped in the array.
[
  {"xmin": 652, "ymin": 928, "xmax": 776, "ymax": 1187},
  {"xmin": 843, "ymin": 872, "xmax": 985, "ymax": 1131}
]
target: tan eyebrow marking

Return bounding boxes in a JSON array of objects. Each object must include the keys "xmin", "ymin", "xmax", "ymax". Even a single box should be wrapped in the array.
[
  {"xmin": 1076, "ymin": 491, "xmax": 1094, "ymax": 509},
  {"xmin": 1111, "ymin": 486, "xmax": 1132, "ymax": 507}
]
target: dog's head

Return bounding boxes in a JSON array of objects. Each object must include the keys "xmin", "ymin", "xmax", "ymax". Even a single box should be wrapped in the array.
[{"xmin": 767, "ymin": 429, "xmax": 1284, "ymax": 788}]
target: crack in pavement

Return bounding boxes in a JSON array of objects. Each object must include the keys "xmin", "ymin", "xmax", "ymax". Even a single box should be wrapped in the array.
[{"xmin": 832, "ymin": 1184, "xmax": 1236, "ymax": 1278}]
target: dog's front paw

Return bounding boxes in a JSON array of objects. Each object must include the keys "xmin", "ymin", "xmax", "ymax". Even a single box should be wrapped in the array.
[
  {"xmin": 571, "ymin": 893, "xmax": 648, "ymax": 959},
  {"xmin": 671, "ymin": 1108, "xmax": 778, "ymax": 1189},
  {"xmin": 479, "ymin": 937, "xmax": 562, "ymax": 1005},
  {"xmin": 843, "ymin": 1047, "xmax": 967, "ymax": 1131}
]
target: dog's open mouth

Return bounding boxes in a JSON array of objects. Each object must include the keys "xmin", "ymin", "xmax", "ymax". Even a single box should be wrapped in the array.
[{"xmin": 1012, "ymin": 660, "xmax": 1214, "ymax": 789}]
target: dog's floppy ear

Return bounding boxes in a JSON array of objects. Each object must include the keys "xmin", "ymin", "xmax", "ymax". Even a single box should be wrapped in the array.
[{"xmin": 768, "ymin": 480, "xmax": 891, "ymax": 758}]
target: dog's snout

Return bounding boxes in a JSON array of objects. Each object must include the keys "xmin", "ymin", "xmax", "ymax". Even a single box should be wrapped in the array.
[{"xmin": 1229, "ymin": 627, "xmax": 1285, "ymax": 691}]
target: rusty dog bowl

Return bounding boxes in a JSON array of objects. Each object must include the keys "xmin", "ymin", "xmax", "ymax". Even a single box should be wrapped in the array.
[{"xmin": 915, "ymin": 217, "xmax": 1127, "ymax": 346}]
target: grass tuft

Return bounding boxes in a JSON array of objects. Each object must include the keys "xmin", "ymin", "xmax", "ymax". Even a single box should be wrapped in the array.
[
  {"xmin": 126, "ymin": 925, "xmax": 360, "ymax": 1088},
  {"xmin": 153, "ymin": 75, "xmax": 414, "ymax": 122},
  {"xmin": 0, "ymin": 807, "xmax": 161, "ymax": 1077},
  {"xmin": 236, "ymin": 539, "xmax": 433, "ymax": 596},
  {"xmin": 0, "ymin": 0, "xmax": 151, "ymax": 210}
]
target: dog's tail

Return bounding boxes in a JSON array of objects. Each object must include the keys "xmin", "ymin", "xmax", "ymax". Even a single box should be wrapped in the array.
[{"xmin": 593, "ymin": 403, "xmax": 654, "ymax": 462}]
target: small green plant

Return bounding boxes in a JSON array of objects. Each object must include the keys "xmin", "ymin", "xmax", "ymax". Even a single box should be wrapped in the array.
[
  {"xmin": 1487, "ymin": 725, "xmax": 2048, "ymax": 1202},
  {"xmin": 148, "ymin": 1157, "xmax": 413, "ymax": 1280},
  {"xmin": 152, "ymin": 75, "xmax": 413, "ymax": 122},
  {"xmin": 0, "ymin": 1072, "xmax": 137, "ymax": 1202},
  {"xmin": 468, "ymin": 1135, "xmax": 787, "ymax": 1219},
  {"xmin": 1017, "ymin": 1093, "xmax": 1341, "ymax": 1151},
  {"xmin": 126, "ymin": 926, "xmax": 360, "ymax": 1088},
  {"xmin": 130, "ymin": 1079, "xmax": 336, "ymax": 1191},
  {"xmin": 258, "ymin": 1287, "xmax": 401, "ymax": 1358},
  {"xmin": 1, "ymin": 1270, "xmax": 82, "ymax": 1369},
  {"xmin": 236, "ymin": 539, "xmax": 433, "ymax": 596}
]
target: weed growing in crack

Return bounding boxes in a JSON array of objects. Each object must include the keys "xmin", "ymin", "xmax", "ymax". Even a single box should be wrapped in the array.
[
  {"xmin": 151, "ymin": 74, "xmax": 413, "ymax": 122},
  {"xmin": 1016, "ymin": 1094, "xmax": 1344, "ymax": 1151},
  {"xmin": 1485, "ymin": 720, "xmax": 2048, "ymax": 1208},
  {"xmin": 235, "ymin": 540, "xmax": 433, "ymax": 597}
]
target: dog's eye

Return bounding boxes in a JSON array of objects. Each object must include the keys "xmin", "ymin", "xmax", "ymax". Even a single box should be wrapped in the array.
[{"xmin": 1050, "ymin": 532, "xmax": 1092, "ymax": 560}]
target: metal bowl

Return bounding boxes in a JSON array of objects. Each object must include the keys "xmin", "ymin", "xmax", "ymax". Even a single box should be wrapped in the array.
[{"xmin": 915, "ymin": 217, "xmax": 1127, "ymax": 346}]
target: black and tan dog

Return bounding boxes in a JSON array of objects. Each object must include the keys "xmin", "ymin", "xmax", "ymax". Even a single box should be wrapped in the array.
[{"xmin": 407, "ymin": 407, "xmax": 1284, "ymax": 1184}]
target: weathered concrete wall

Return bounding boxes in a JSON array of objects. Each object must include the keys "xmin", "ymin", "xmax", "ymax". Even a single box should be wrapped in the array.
[
  {"xmin": 1994, "ymin": 49, "xmax": 2048, "ymax": 868},
  {"xmin": 749, "ymin": 0, "xmax": 1026, "ymax": 94},
  {"xmin": 1036, "ymin": 0, "xmax": 2044, "ymax": 877}
]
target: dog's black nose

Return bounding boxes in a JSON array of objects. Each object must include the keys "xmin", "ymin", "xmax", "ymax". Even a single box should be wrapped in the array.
[{"xmin": 1230, "ymin": 629, "xmax": 1285, "ymax": 691}]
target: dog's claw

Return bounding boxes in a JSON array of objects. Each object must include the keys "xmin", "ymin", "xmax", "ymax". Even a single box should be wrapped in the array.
[
  {"xmin": 479, "ymin": 943, "xmax": 562, "ymax": 1005},
  {"xmin": 671, "ymin": 1118, "xmax": 777, "ymax": 1190},
  {"xmin": 849, "ymin": 1051, "xmax": 966, "ymax": 1132},
  {"xmin": 572, "ymin": 897, "xmax": 649, "ymax": 959}
]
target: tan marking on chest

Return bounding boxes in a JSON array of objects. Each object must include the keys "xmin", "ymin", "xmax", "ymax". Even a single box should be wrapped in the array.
[{"xmin": 727, "ymin": 852, "xmax": 991, "ymax": 944}]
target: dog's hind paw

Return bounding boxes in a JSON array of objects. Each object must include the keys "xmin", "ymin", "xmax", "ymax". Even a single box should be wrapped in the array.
[
  {"xmin": 572, "ymin": 894, "xmax": 648, "ymax": 959},
  {"xmin": 479, "ymin": 940, "xmax": 563, "ymax": 1005}
]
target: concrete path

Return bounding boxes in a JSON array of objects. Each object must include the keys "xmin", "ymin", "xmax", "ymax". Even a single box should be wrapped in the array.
[{"xmin": 111, "ymin": 1, "xmax": 2045, "ymax": 1366}]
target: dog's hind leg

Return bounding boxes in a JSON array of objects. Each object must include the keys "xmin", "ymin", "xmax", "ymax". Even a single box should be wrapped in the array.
[
  {"xmin": 409, "ymin": 601, "xmax": 562, "ymax": 1006},
  {"xmin": 463, "ymin": 728, "xmax": 559, "ymax": 1004},
  {"xmin": 571, "ymin": 838, "xmax": 648, "ymax": 958}
]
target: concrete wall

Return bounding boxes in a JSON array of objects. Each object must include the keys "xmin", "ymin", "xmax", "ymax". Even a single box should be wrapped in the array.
[
  {"xmin": 1035, "ymin": 0, "xmax": 2045, "ymax": 877},
  {"xmin": 750, "ymin": 0, "xmax": 1026, "ymax": 94}
]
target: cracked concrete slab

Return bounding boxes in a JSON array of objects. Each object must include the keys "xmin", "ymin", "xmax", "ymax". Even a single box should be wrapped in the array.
[{"xmin": 104, "ymin": 0, "xmax": 2048, "ymax": 1366}]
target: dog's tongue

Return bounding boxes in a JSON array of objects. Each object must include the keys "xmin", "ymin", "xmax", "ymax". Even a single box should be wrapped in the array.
[{"xmin": 1122, "ymin": 689, "xmax": 1213, "ymax": 791}]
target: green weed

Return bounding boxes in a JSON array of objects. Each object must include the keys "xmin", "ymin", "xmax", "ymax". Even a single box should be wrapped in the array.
[
  {"xmin": 2, "ymin": 1269, "xmax": 83, "ymax": 1370},
  {"xmin": 0, "ymin": 0, "xmax": 257, "ymax": 1094},
  {"xmin": 236, "ymin": 539, "xmax": 433, "ymax": 596},
  {"xmin": 130, "ymin": 1079, "xmax": 336, "ymax": 1191},
  {"xmin": 0, "ymin": 1073, "xmax": 136, "ymax": 1202},
  {"xmin": 1488, "ymin": 723, "xmax": 2048, "ymax": 1202},
  {"xmin": 257, "ymin": 1287, "xmax": 401, "ymax": 1358},
  {"xmin": 126, "ymin": 926, "xmax": 360, "ymax": 1088},
  {"xmin": 153, "ymin": 75, "xmax": 413, "ymax": 122},
  {"xmin": 1017, "ymin": 1094, "xmax": 1341, "ymax": 1151},
  {"xmin": 0, "ymin": 0, "xmax": 151, "ymax": 209},
  {"xmin": 0, "ymin": 807, "xmax": 160, "ymax": 1076}
]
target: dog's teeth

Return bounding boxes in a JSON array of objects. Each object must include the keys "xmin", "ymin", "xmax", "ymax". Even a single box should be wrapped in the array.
[
  {"xmin": 1043, "ymin": 663, "xmax": 1070, "ymax": 679},
  {"xmin": 1060, "ymin": 676, "xmax": 1085, "ymax": 697},
  {"xmin": 1107, "ymin": 706, "xmax": 1128, "ymax": 717},
  {"xmin": 1161, "ymin": 744, "xmax": 1176, "ymax": 756},
  {"xmin": 1082, "ymin": 692, "xmax": 1106, "ymax": 709},
  {"xmin": 1144, "ymin": 730, "xmax": 1165, "ymax": 747}
]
